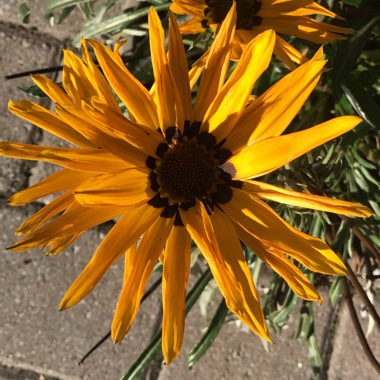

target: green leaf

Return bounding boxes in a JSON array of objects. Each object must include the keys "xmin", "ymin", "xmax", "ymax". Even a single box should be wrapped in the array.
[
  {"xmin": 72, "ymin": 3, "xmax": 170, "ymax": 46},
  {"xmin": 321, "ymin": 143, "xmax": 337, "ymax": 165},
  {"xmin": 293, "ymin": 302, "xmax": 313, "ymax": 341},
  {"xmin": 18, "ymin": 85, "xmax": 48, "ymax": 98},
  {"xmin": 358, "ymin": 166, "xmax": 379, "ymax": 187},
  {"xmin": 79, "ymin": 1, "xmax": 95, "ymax": 19},
  {"xmin": 329, "ymin": 277, "xmax": 343, "ymax": 307},
  {"xmin": 333, "ymin": 15, "xmax": 380, "ymax": 83},
  {"xmin": 119, "ymin": 269, "xmax": 213, "ymax": 380},
  {"xmin": 335, "ymin": 91, "xmax": 355, "ymax": 116},
  {"xmin": 293, "ymin": 302, "xmax": 322, "ymax": 376},
  {"xmin": 187, "ymin": 299, "xmax": 228, "ymax": 369},
  {"xmin": 308, "ymin": 334, "xmax": 323, "ymax": 376},
  {"xmin": 119, "ymin": 330, "xmax": 161, "ymax": 380},
  {"xmin": 341, "ymin": 74, "xmax": 380, "ymax": 128},
  {"xmin": 352, "ymin": 167, "xmax": 370, "ymax": 191},
  {"xmin": 45, "ymin": 0, "xmax": 91, "ymax": 14},
  {"xmin": 342, "ymin": 0, "xmax": 363, "ymax": 7},
  {"xmin": 57, "ymin": 5, "xmax": 76, "ymax": 24},
  {"xmin": 18, "ymin": 1, "xmax": 31, "ymax": 24},
  {"xmin": 351, "ymin": 147, "xmax": 377, "ymax": 170},
  {"xmin": 268, "ymin": 289, "xmax": 298, "ymax": 334},
  {"xmin": 368, "ymin": 201, "xmax": 380, "ymax": 218},
  {"xmin": 330, "ymin": 221, "xmax": 351, "ymax": 254}
]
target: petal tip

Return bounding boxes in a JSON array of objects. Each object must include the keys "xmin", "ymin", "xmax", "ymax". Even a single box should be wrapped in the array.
[
  {"xmin": 163, "ymin": 352, "xmax": 177, "ymax": 366},
  {"xmin": 7, "ymin": 196, "xmax": 17, "ymax": 206},
  {"xmin": 111, "ymin": 321, "xmax": 124, "ymax": 343},
  {"xmin": 8, "ymin": 100, "xmax": 17, "ymax": 111},
  {"xmin": 362, "ymin": 207, "xmax": 374, "ymax": 218},
  {"xmin": 58, "ymin": 302, "xmax": 67, "ymax": 311},
  {"xmin": 59, "ymin": 296, "xmax": 71, "ymax": 311},
  {"xmin": 264, "ymin": 332, "xmax": 274, "ymax": 344}
]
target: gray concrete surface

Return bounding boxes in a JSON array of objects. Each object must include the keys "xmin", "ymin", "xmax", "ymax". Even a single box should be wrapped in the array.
[
  {"xmin": 328, "ymin": 296, "xmax": 380, "ymax": 380},
  {"xmin": 0, "ymin": 2, "xmax": 379, "ymax": 379}
]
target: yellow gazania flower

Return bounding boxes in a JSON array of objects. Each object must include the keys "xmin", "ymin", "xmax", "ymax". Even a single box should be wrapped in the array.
[
  {"xmin": 171, "ymin": 0, "xmax": 353, "ymax": 67},
  {"xmin": 1, "ymin": 6, "xmax": 371, "ymax": 364}
]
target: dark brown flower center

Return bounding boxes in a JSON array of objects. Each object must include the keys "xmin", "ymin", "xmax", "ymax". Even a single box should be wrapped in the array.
[
  {"xmin": 146, "ymin": 121, "xmax": 242, "ymax": 223},
  {"xmin": 203, "ymin": 0, "xmax": 263, "ymax": 29},
  {"xmin": 157, "ymin": 140, "xmax": 217, "ymax": 202}
]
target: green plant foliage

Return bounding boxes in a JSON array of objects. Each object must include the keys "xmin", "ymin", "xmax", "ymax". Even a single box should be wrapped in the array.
[
  {"xmin": 187, "ymin": 299, "xmax": 229, "ymax": 369},
  {"xmin": 119, "ymin": 268, "xmax": 213, "ymax": 380},
  {"xmin": 18, "ymin": 0, "xmax": 31, "ymax": 23}
]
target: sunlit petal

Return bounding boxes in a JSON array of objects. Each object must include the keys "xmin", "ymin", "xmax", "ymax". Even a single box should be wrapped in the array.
[
  {"xmin": 180, "ymin": 202, "xmax": 271, "ymax": 341},
  {"xmin": 228, "ymin": 116, "xmax": 362, "ymax": 179},
  {"xmin": 243, "ymin": 180, "xmax": 373, "ymax": 218},
  {"xmin": 194, "ymin": 3, "xmax": 236, "ymax": 122},
  {"xmin": 162, "ymin": 226, "xmax": 191, "ymax": 364},
  {"xmin": 75, "ymin": 168, "xmax": 153, "ymax": 207},
  {"xmin": 226, "ymin": 58, "xmax": 326, "ymax": 152},
  {"xmin": 60, "ymin": 204, "xmax": 161, "ymax": 310},
  {"xmin": 112, "ymin": 216, "xmax": 173, "ymax": 342},
  {"xmin": 223, "ymin": 189, "xmax": 347, "ymax": 276},
  {"xmin": 235, "ymin": 223, "xmax": 322, "ymax": 302}
]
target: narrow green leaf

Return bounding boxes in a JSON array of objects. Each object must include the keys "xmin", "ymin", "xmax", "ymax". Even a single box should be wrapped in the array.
[
  {"xmin": 293, "ymin": 302, "xmax": 313, "ymax": 341},
  {"xmin": 268, "ymin": 289, "xmax": 298, "ymax": 333},
  {"xmin": 341, "ymin": 75, "xmax": 380, "ymax": 128},
  {"xmin": 119, "ymin": 269, "xmax": 212, "ymax": 380},
  {"xmin": 330, "ymin": 221, "xmax": 350, "ymax": 253},
  {"xmin": 333, "ymin": 15, "xmax": 380, "ymax": 82},
  {"xmin": 335, "ymin": 91, "xmax": 355, "ymax": 116},
  {"xmin": 73, "ymin": 3, "xmax": 170, "ymax": 45},
  {"xmin": 308, "ymin": 334, "xmax": 323, "ymax": 375},
  {"xmin": 294, "ymin": 302, "xmax": 322, "ymax": 375},
  {"xmin": 118, "ymin": 330, "xmax": 161, "ymax": 380},
  {"xmin": 368, "ymin": 199, "xmax": 380, "ymax": 217},
  {"xmin": 321, "ymin": 143, "xmax": 337, "ymax": 165},
  {"xmin": 18, "ymin": 85, "xmax": 48, "ymax": 98},
  {"xmin": 79, "ymin": 1, "xmax": 94, "ymax": 19},
  {"xmin": 187, "ymin": 299, "xmax": 228, "ymax": 369},
  {"xmin": 45, "ymin": 0, "xmax": 91, "ymax": 14},
  {"xmin": 342, "ymin": 0, "xmax": 363, "ymax": 7},
  {"xmin": 358, "ymin": 166, "xmax": 379, "ymax": 187},
  {"xmin": 351, "ymin": 147, "xmax": 377, "ymax": 170},
  {"xmin": 353, "ymin": 168, "xmax": 370, "ymax": 192},
  {"xmin": 185, "ymin": 269, "xmax": 213, "ymax": 313},
  {"xmin": 57, "ymin": 5, "xmax": 76, "ymax": 24},
  {"xmin": 329, "ymin": 277, "xmax": 343, "ymax": 307},
  {"xmin": 18, "ymin": 1, "xmax": 31, "ymax": 24}
]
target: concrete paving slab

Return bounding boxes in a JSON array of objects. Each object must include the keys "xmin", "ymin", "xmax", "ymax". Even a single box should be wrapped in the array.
[
  {"xmin": 0, "ymin": 206, "xmax": 163, "ymax": 380},
  {"xmin": 158, "ymin": 312, "xmax": 309, "ymax": 380},
  {"xmin": 0, "ymin": 23, "xmax": 62, "ymax": 198},
  {"xmin": 158, "ymin": 287, "xmax": 333, "ymax": 380},
  {"xmin": 328, "ymin": 295, "xmax": 380, "ymax": 380}
]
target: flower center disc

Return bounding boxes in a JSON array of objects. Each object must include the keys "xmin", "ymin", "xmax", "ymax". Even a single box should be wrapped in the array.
[
  {"xmin": 157, "ymin": 140, "xmax": 217, "ymax": 203},
  {"xmin": 204, "ymin": 0, "xmax": 262, "ymax": 29}
]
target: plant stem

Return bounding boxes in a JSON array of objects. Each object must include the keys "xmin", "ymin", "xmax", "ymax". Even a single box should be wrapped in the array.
[
  {"xmin": 342, "ymin": 279, "xmax": 380, "ymax": 375},
  {"xmin": 346, "ymin": 264, "xmax": 380, "ymax": 329},
  {"xmin": 340, "ymin": 216, "xmax": 380, "ymax": 267}
]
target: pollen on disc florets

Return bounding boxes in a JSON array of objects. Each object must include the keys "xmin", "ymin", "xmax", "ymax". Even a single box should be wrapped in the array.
[
  {"xmin": 202, "ymin": 0, "xmax": 263, "ymax": 29},
  {"xmin": 146, "ymin": 121, "xmax": 242, "ymax": 224}
]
